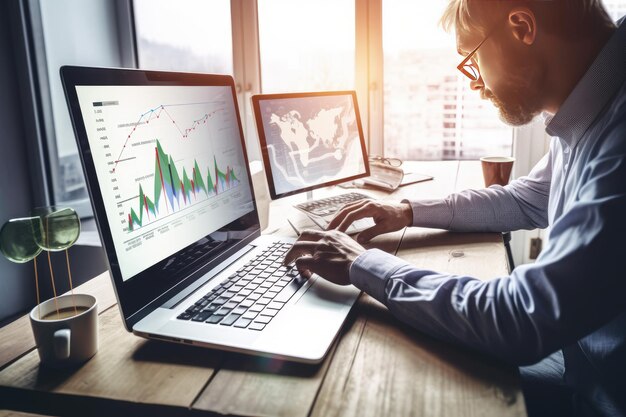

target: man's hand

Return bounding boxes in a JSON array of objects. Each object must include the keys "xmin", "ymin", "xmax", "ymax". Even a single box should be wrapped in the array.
[
  {"xmin": 282, "ymin": 229, "xmax": 366, "ymax": 285},
  {"xmin": 327, "ymin": 200, "xmax": 413, "ymax": 243}
]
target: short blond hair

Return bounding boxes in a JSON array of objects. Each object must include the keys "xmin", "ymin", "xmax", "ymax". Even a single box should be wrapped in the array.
[{"xmin": 440, "ymin": 0, "xmax": 614, "ymax": 38}]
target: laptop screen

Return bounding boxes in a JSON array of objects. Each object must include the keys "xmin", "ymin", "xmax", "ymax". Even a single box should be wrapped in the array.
[
  {"xmin": 252, "ymin": 91, "xmax": 369, "ymax": 199},
  {"xmin": 75, "ymin": 85, "xmax": 255, "ymax": 281}
]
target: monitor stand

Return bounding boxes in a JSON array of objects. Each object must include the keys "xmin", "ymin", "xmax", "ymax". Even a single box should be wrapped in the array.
[{"xmin": 306, "ymin": 190, "xmax": 314, "ymax": 201}]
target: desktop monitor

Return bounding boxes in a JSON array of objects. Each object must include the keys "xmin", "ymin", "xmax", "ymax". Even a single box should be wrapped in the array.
[{"xmin": 251, "ymin": 91, "xmax": 369, "ymax": 199}]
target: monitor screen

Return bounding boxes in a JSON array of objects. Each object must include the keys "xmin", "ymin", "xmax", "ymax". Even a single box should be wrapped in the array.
[
  {"xmin": 252, "ymin": 91, "xmax": 369, "ymax": 199},
  {"xmin": 75, "ymin": 85, "xmax": 255, "ymax": 280}
]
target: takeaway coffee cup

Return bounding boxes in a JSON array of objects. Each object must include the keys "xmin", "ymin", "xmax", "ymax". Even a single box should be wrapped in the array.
[
  {"xmin": 29, "ymin": 294, "xmax": 98, "ymax": 367},
  {"xmin": 480, "ymin": 156, "xmax": 515, "ymax": 187}
]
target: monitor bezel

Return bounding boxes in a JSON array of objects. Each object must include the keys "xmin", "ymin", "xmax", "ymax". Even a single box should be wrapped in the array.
[
  {"xmin": 61, "ymin": 66, "xmax": 261, "ymax": 329},
  {"xmin": 251, "ymin": 90, "xmax": 370, "ymax": 200}
]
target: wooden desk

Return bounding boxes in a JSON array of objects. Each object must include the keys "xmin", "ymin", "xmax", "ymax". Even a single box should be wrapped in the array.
[{"xmin": 0, "ymin": 161, "xmax": 526, "ymax": 417}]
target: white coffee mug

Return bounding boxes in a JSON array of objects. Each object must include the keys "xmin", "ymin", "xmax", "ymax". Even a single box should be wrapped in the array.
[{"xmin": 29, "ymin": 294, "xmax": 98, "ymax": 367}]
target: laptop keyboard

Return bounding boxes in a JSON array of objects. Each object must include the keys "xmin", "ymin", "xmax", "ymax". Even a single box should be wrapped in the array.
[
  {"xmin": 295, "ymin": 192, "xmax": 370, "ymax": 217},
  {"xmin": 176, "ymin": 242, "xmax": 305, "ymax": 331}
]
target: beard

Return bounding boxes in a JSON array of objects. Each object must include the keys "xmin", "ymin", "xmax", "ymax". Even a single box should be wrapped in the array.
[
  {"xmin": 483, "ymin": 87, "xmax": 542, "ymax": 126},
  {"xmin": 481, "ymin": 58, "xmax": 545, "ymax": 127}
]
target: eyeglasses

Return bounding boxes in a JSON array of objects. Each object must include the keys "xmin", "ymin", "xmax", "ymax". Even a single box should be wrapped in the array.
[
  {"xmin": 456, "ymin": 35, "xmax": 491, "ymax": 81},
  {"xmin": 456, "ymin": 23, "xmax": 501, "ymax": 81},
  {"xmin": 369, "ymin": 155, "xmax": 402, "ymax": 167}
]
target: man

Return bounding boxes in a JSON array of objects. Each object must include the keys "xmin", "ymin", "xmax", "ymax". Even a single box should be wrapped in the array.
[{"xmin": 283, "ymin": 1, "xmax": 625, "ymax": 416}]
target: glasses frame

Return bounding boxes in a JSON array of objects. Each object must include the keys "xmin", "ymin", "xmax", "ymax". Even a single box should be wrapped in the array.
[
  {"xmin": 369, "ymin": 155, "xmax": 403, "ymax": 167},
  {"xmin": 456, "ymin": 22, "xmax": 502, "ymax": 81},
  {"xmin": 457, "ymin": 38, "xmax": 487, "ymax": 81}
]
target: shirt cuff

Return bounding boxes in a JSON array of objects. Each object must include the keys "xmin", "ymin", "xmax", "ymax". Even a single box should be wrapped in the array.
[
  {"xmin": 401, "ymin": 198, "xmax": 453, "ymax": 229},
  {"xmin": 349, "ymin": 248, "xmax": 411, "ymax": 305}
]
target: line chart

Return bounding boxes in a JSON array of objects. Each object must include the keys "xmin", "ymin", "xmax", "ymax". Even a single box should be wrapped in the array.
[{"xmin": 111, "ymin": 102, "xmax": 223, "ymax": 173}]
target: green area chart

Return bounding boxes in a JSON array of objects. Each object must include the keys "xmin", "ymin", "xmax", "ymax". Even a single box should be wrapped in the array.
[{"xmin": 128, "ymin": 140, "xmax": 240, "ymax": 231}]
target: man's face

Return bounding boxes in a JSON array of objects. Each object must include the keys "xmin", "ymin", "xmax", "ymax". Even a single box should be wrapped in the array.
[{"xmin": 456, "ymin": 24, "xmax": 545, "ymax": 126}]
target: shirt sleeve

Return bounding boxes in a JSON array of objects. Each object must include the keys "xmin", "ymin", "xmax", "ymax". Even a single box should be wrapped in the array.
[
  {"xmin": 351, "ymin": 122, "xmax": 626, "ymax": 365},
  {"xmin": 403, "ymin": 148, "xmax": 553, "ymax": 232}
]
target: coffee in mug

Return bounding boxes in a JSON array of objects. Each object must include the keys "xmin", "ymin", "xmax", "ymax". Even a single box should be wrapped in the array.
[{"xmin": 42, "ymin": 306, "xmax": 90, "ymax": 321}]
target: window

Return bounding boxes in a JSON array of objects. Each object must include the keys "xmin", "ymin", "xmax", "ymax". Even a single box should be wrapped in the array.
[
  {"xmin": 37, "ymin": 0, "xmax": 128, "ymax": 216},
  {"xmin": 382, "ymin": 0, "xmax": 512, "ymax": 161},
  {"xmin": 134, "ymin": 0, "xmax": 233, "ymax": 74},
  {"xmin": 603, "ymin": 0, "xmax": 626, "ymax": 20},
  {"xmin": 257, "ymin": 0, "xmax": 355, "ymax": 92}
]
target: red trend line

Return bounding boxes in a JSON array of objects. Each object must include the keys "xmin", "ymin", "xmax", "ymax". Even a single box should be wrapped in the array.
[
  {"xmin": 111, "ymin": 105, "xmax": 221, "ymax": 173},
  {"xmin": 181, "ymin": 181, "xmax": 187, "ymax": 205}
]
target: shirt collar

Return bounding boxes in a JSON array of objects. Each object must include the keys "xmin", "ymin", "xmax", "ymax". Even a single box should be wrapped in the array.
[{"xmin": 546, "ymin": 19, "xmax": 626, "ymax": 147}]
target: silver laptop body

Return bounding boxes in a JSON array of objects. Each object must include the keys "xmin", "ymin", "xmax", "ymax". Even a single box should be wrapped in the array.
[{"xmin": 61, "ymin": 66, "xmax": 359, "ymax": 363}]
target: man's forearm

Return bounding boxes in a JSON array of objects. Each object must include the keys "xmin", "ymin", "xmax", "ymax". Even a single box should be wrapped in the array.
[{"xmin": 405, "ymin": 180, "xmax": 549, "ymax": 232}]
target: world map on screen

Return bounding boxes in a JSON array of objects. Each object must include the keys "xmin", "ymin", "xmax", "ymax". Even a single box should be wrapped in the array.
[{"xmin": 258, "ymin": 94, "xmax": 366, "ymax": 195}]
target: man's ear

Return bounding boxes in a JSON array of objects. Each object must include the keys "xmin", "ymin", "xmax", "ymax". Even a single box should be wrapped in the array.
[{"xmin": 508, "ymin": 8, "xmax": 536, "ymax": 45}]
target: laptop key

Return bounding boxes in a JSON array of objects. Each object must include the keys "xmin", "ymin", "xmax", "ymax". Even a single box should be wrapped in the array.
[
  {"xmin": 266, "ymin": 289, "xmax": 280, "ymax": 298},
  {"xmin": 249, "ymin": 304, "xmax": 264, "ymax": 313},
  {"xmin": 177, "ymin": 312, "xmax": 193, "ymax": 320},
  {"xmin": 232, "ymin": 306, "xmax": 248, "ymax": 315},
  {"xmin": 191, "ymin": 310, "xmax": 213, "ymax": 322},
  {"xmin": 213, "ymin": 297, "xmax": 228, "ymax": 306},
  {"xmin": 254, "ymin": 315, "xmax": 272, "ymax": 324},
  {"xmin": 220, "ymin": 314, "xmax": 241, "ymax": 326},
  {"xmin": 231, "ymin": 295, "xmax": 245, "ymax": 303},
  {"xmin": 205, "ymin": 304, "xmax": 220, "ymax": 313},
  {"xmin": 261, "ymin": 308, "xmax": 279, "ymax": 317},
  {"xmin": 248, "ymin": 322, "xmax": 266, "ymax": 331},
  {"xmin": 206, "ymin": 314, "xmax": 225, "ymax": 324},
  {"xmin": 267, "ymin": 301, "xmax": 285, "ymax": 310},
  {"xmin": 234, "ymin": 317, "xmax": 253, "ymax": 328},
  {"xmin": 257, "ymin": 297, "xmax": 272, "ymax": 306},
  {"xmin": 217, "ymin": 307, "xmax": 233, "ymax": 316},
  {"xmin": 242, "ymin": 311, "xmax": 259, "ymax": 320}
]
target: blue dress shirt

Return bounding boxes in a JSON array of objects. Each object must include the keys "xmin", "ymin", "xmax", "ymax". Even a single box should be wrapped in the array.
[{"xmin": 350, "ymin": 19, "xmax": 626, "ymax": 415}]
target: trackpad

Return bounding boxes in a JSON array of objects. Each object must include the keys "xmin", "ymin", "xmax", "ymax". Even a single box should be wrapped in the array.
[{"xmin": 296, "ymin": 276, "xmax": 360, "ymax": 308}]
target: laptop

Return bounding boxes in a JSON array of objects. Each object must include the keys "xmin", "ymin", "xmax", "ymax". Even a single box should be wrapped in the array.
[
  {"xmin": 61, "ymin": 66, "xmax": 360, "ymax": 363},
  {"xmin": 251, "ymin": 90, "xmax": 376, "ymax": 233}
]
